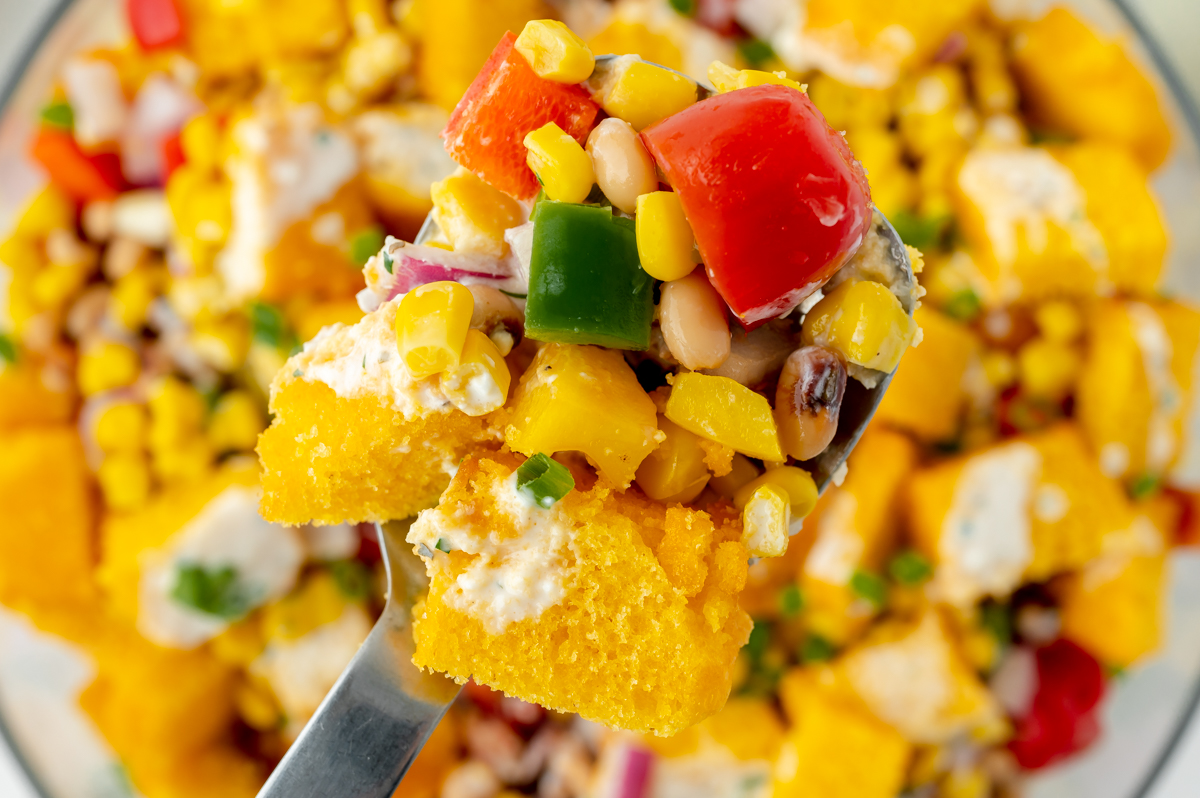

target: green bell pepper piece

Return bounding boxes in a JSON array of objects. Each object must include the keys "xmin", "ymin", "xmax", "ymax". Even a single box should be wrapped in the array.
[{"xmin": 525, "ymin": 201, "xmax": 654, "ymax": 350}]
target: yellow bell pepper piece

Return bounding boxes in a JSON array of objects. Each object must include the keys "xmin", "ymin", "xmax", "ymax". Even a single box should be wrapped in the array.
[
  {"xmin": 742, "ymin": 484, "xmax": 789, "ymax": 558},
  {"xmin": 396, "ymin": 281, "xmax": 474, "ymax": 379},
  {"xmin": 505, "ymin": 343, "xmax": 662, "ymax": 487},
  {"xmin": 635, "ymin": 191, "xmax": 696, "ymax": 282},
  {"xmin": 180, "ymin": 114, "xmax": 222, "ymax": 172},
  {"xmin": 515, "ymin": 20, "xmax": 595, "ymax": 84},
  {"xmin": 708, "ymin": 60, "xmax": 805, "ymax": 94},
  {"xmin": 439, "ymin": 329, "xmax": 512, "ymax": 416},
  {"xmin": 523, "ymin": 122, "xmax": 596, "ymax": 204},
  {"xmin": 734, "ymin": 466, "xmax": 819, "ymax": 520},
  {"xmin": 13, "ymin": 185, "xmax": 74, "ymax": 240},
  {"xmin": 664, "ymin": 372, "xmax": 783, "ymax": 461},
  {"xmin": 430, "ymin": 168, "xmax": 524, "ymax": 258},
  {"xmin": 597, "ymin": 57, "xmax": 697, "ymax": 131},
  {"xmin": 802, "ymin": 280, "xmax": 916, "ymax": 373},
  {"xmin": 635, "ymin": 416, "xmax": 711, "ymax": 502}
]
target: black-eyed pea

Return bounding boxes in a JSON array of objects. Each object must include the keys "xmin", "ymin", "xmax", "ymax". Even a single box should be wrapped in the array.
[{"xmin": 775, "ymin": 345, "xmax": 847, "ymax": 461}]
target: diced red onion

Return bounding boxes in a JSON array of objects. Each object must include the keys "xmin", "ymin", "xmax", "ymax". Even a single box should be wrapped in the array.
[
  {"xmin": 990, "ymin": 646, "xmax": 1038, "ymax": 718},
  {"xmin": 617, "ymin": 746, "xmax": 654, "ymax": 798},
  {"xmin": 121, "ymin": 74, "xmax": 202, "ymax": 185}
]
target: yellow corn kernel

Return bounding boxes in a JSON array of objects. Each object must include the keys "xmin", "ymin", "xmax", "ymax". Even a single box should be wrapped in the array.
[
  {"xmin": 523, "ymin": 122, "xmax": 595, "ymax": 204},
  {"xmin": 1018, "ymin": 338, "xmax": 1080, "ymax": 399},
  {"xmin": 635, "ymin": 191, "xmax": 696, "ymax": 282},
  {"xmin": 910, "ymin": 746, "xmax": 947, "ymax": 787},
  {"xmin": 190, "ymin": 314, "xmax": 251, "ymax": 373},
  {"xmin": 347, "ymin": 0, "xmax": 390, "ymax": 35},
  {"xmin": 77, "ymin": 342, "xmax": 140, "ymax": 396},
  {"xmin": 235, "ymin": 677, "xmax": 283, "ymax": 731},
  {"xmin": 941, "ymin": 768, "xmax": 991, "ymax": 798},
  {"xmin": 208, "ymin": 391, "xmax": 266, "ymax": 452},
  {"xmin": 597, "ymin": 58, "xmax": 697, "ymax": 131},
  {"xmin": 0, "ymin": 235, "xmax": 43, "ymax": 275},
  {"xmin": 1034, "ymin": 300, "xmax": 1084, "ymax": 344},
  {"xmin": 94, "ymin": 402, "xmax": 149, "ymax": 453},
  {"xmin": 439, "ymin": 329, "xmax": 511, "ymax": 416},
  {"xmin": 111, "ymin": 266, "xmax": 163, "ymax": 330},
  {"xmin": 396, "ymin": 281, "xmax": 474, "ymax": 379},
  {"xmin": 262, "ymin": 572, "xmax": 348, "ymax": 643},
  {"xmin": 742, "ymin": 484, "xmax": 789, "ymax": 558},
  {"xmin": 180, "ymin": 114, "xmax": 222, "ymax": 172},
  {"xmin": 97, "ymin": 452, "xmax": 152, "ymax": 511},
  {"xmin": 148, "ymin": 377, "xmax": 207, "ymax": 450},
  {"xmin": 430, "ymin": 168, "xmax": 524, "ymax": 257},
  {"xmin": 733, "ymin": 466, "xmax": 818, "ymax": 520},
  {"xmin": 152, "ymin": 436, "xmax": 215, "ymax": 484},
  {"xmin": 802, "ymin": 280, "xmax": 916, "ymax": 373},
  {"xmin": 707, "ymin": 60, "xmax": 805, "ymax": 93},
  {"xmin": 635, "ymin": 416, "xmax": 711, "ymax": 503},
  {"xmin": 211, "ymin": 618, "xmax": 266, "ymax": 666},
  {"xmin": 961, "ymin": 627, "xmax": 999, "ymax": 672},
  {"xmin": 709, "ymin": 453, "xmax": 760, "ymax": 498},
  {"xmin": 515, "ymin": 20, "xmax": 595, "ymax": 84},
  {"xmin": 981, "ymin": 349, "xmax": 1017, "ymax": 389},
  {"xmin": 14, "ymin": 185, "xmax": 74, "ymax": 240},
  {"xmin": 664, "ymin": 372, "xmax": 783, "ymax": 461},
  {"xmin": 31, "ymin": 262, "xmax": 89, "ymax": 309}
]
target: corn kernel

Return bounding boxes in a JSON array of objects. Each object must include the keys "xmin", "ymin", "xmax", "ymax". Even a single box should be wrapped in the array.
[
  {"xmin": 0, "ymin": 235, "xmax": 42, "ymax": 275},
  {"xmin": 31, "ymin": 262, "xmax": 90, "ymax": 309},
  {"xmin": 516, "ymin": 20, "xmax": 595, "ymax": 84},
  {"xmin": 180, "ymin": 114, "xmax": 222, "ymax": 172},
  {"xmin": 347, "ymin": 0, "xmax": 390, "ymax": 35},
  {"xmin": 14, "ymin": 185, "xmax": 74, "ymax": 240},
  {"xmin": 664, "ymin": 372, "xmax": 783, "ymax": 461},
  {"xmin": 211, "ymin": 618, "xmax": 266, "ymax": 666},
  {"xmin": 742, "ymin": 484, "xmax": 789, "ymax": 558},
  {"xmin": 707, "ymin": 60, "xmax": 805, "ymax": 93},
  {"xmin": 961, "ymin": 627, "xmax": 999, "ymax": 672},
  {"xmin": 941, "ymin": 767, "xmax": 991, "ymax": 798},
  {"xmin": 262, "ymin": 573, "xmax": 348, "ymax": 643},
  {"xmin": 148, "ymin": 377, "xmax": 206, "ymax": 450},
  {"xmin": 597, "ymin": 57, "xmax": 697, "ymax": 131},
  {"xmin": 235, "ymin": 677, "xmax": 282, "ymax": 731},
  {"xmin": 208, "ymin": 391, "xmax": 266, "ymax": 452},
  {"xmin": 77, "ymin": 342, "xmax": 140, "ymax": 396},
  {"xmin": 111, "ymin": 266, "xmax": 163, "ymax": 330},
  {"xmin": 709, "ymin": 453, "xmax": 760, "ymax": 498},
  {"xmin": 635, "ymin": 191, "xmax": 696, "ymax": 282},
  {"xmin": 802, "ymin": 280, "xmax": 916, "ymax": 373},
  {"xmin": 97, "ymin": 452, "xmax": 151, "ymax": 511},
  {"xmin": 94, "ymin": 402, "xmax": 149, "ymax": 453},
  {"xmin": 439, "ymin": 329, "xmax": 511, "ymax": 416},
  {"xmin": 733, "ymin": 466, "xmax": 818, "ymax": 520},
  {"xmin": 1034, "ymin": 300, "xmax": 1084, "ymax": 344},
  {"xmin": 1018, "ymin": 338, "xmax": 1080, "ymax": 399},
  {"xmin": 523, "ymin": 122, "xmax": 595, "ymax": 204},
  {"xmin": 190, "ymin": 314, "xmax": 251, "ymax": 373},
  {"xmin": 981, "ymin": 349, "xmax": 1017, "ymax": 389},
  {"xmin": 397, "ymin": 281, "xmax": 474, "ymax": 379},
  {"xmin": 430, "ymin": 168, "xmax": 523, "ymax": 258},
  {"xmin": 635, "ymin": 416, "xmax": 711, "ymax": 502},
  {"xmin": 910, "ymin": 746, "xmax": 947, "ymax": 786},
  {"xmin": 152, "ymin": 436, "xmax": 215, "ymax": 484}
]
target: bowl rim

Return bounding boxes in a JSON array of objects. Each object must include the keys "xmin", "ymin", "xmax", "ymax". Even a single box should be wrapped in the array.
[{"xmin": 1, "ymin": 1, "xmax": 1200, "ymax": 797}]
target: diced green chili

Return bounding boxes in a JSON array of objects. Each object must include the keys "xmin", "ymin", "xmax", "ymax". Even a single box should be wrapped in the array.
[
  {"xmin": 888, "ymin": 549, "xmax": 933, "ymax": 586},
  {"xmin": 516, "ymin": 453, "xmax": 575, "ymax": 508}
]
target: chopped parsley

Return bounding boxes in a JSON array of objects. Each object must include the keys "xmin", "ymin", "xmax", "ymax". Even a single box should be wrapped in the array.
[
  {"xmin": 980, "ymin": 601, "xmax": 1012, "ymax": 647},
  {"xmin": 0, "ymin": 333, "xmax": 18, "ymax": 366},
  {"xmin": 435, "ymin": 538, "xmax": 453, "ymax": 553},
  {"xmin": 888, "ymin": 549, "xmax": 933, "ymax": 586},
  {"xmin": 799, "ymin": 633, "xmax": 837, "ymax": 664},
  {"xmin": 39, "ymin": 100, "xmax": 74, "ymax": 131},
  {"xmin": 349, "ymin": 226, "xmax": 385, "ymax": 267},
  {"xmin": 737, "ymin": 38, "xmax": 776, "ymax": 69},
  {"xmin": 515, "ymin": 453, "xmax": 575, "ymax": 508},
  {"xmin": 382, "ymin": 250, "xmax": 394, "ymax": 274},
  {"xmin": 778, "ymin": 583, "xmax": 805, "ymax": 618},
  {"xmin": 850, "ymin": 568, "xmax": 887, "ymax": 608},
  {"xmin": 248, "ymin": 301, "xmax": 295, "ymax": 351},
  {"xmin": 668, "ymin": 0, "xmax": 695, "ymax": 15},
  {"xmin": 170, "ymin": 564, "xmax": 254, "ymax": 619},
  {"xmin": 1130, "ymin": 472, "xmax": 1162, "ymax": 500},
  {"xmin": 328, "ymin": 559, "xmax": 371, "ymax": 601},
  {"xmin": 943, "ymin": 288, "xmax": 983, "ymax": 322}
]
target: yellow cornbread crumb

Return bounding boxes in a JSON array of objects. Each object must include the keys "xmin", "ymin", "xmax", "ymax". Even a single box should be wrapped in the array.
[
  {"xmin": 409, "ymin": 453, "xmax": 752, "ymax": 736},
  {"xmin": 257, "ymin": 296, "xmax": 502, "ymax": 525}
]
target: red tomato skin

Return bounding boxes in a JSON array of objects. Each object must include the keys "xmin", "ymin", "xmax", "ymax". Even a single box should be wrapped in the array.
[
  {"xmin": 641, "ymin": 84, "xmax": 872, "ymax": 327},
  {"xmin": 160, "ymin": 130, "xmax": 187, "ymax": 179},
  {"xmin": 442, "ymin": 32, "xmax": 600, "ymax": 201},
  {"xmin": 127, "ymin": 0, "xmax": 185, "ymax": 51},
  {"xmin": 30, "ymin": 129, "xmax": 124, "ymax": 201},
  {"xmin": 1009, "ymin": 639, "xmax": 1107, "ymax": 770}
]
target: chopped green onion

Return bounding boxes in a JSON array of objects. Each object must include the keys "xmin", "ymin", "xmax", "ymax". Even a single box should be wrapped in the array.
[
  {"xmin": 743, "ymin": 618, "xmax": 772, "ymax": 662},
  {"xmin": 888, "ymin": 209, "xmax": 946, "ymax": 250},
  {"xmin": 737, "ymin": 38, "xmax": 776, "ymax": 68},
  {"xmin": 292, "ymin": 369, "xmax": 304, "ymax": 378},
  {"xmin": 170, "ymin": 564, "xmax": 253, "ymax": 619},
  {"xmin": 516, "ymin": 453, "xmax": 575, "ymax": 508},
  {"xmin": 39, "ymin": 101, "xmax": 73, "ymax": 131},
  {"xmin": 943, "ymin": 289, "xmax": 982, "ymax": 322},
  {"xmin": 328, "ymin": 559, "xmax": 370, "ymax": 600},
  {"xmin": 248, "ymin": 301, "xmax": 295, "ymax": 350},
  {"xmin": 850, "ymin": 569, "xmax": 887, "ymax": 608},
  {"xmin": 435, "ymin": 538, "xmax": 453, "ymax": 553},
  {"xmin": 382, "ymin": 250, "xmax": 394, "ymax": 274},
  {"xmin": 0, "ymin": 333, "xmax": 18, "ymax": 366},
  {"xmin": 778, "ymin": 583, "xmax": 804, "ymax": 618},
  {"xmin": 980, "ymin": 601, "xmax": 1012, "ymax": 646},
  {"xmin": 799, "ymin": 633, "xmax": 836, "ymax": 664},
  {"xmin": 888, "ymin": 550, "xmax": 933, "ymax": 586},
  {"xmin": 499, "ymin": 289, "xmax": 528, "ymax": 299},
  {"xmin": 350, "ymin": 226, "xmax": 385, "ymax": 267},
  {"xmin": 668, "ymin": 0, "xmax": 695, "ymax": 15},
  {"xmin": 1130, "ymin": 472, "xmax": 1161, "ymax": 500}
]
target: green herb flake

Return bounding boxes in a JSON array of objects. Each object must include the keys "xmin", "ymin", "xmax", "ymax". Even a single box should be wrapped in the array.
[
  {"xmin": 0, "ymin": 333, "xmax": 18, "ymax": 366},
  {"xmin": 170, "ymin": 564, "xmax": 253, "ymax": 619},
  {"xmin": 888, "ymin": 550, "xmax": 933, "ymax": 586},
  {"xmin": 1130, "ymin": 472, "xmax": 1162, "ymax": 500},
  {"xmin": 328, "ymin": 559, "xmax": 371, "ymax": 601},
  {"xmin": 943, "ymin": 288, "xmax": 982, "ymax": 322},
  {"xmin": 40, "ymin": 101, "xmax": 74, "ymax": 131},
  {"xmin": 778, "ymin": 583, "xmax": 804, "ymax": 618},
  {"xmin": 350, "ymin": 226, "xmax": 385, "ymax": 267},
  {"xmin": 249, "ymin": 301, "xmax": 294, "ymax": 350},
  {"xmin": 888, "ymin": 210, "xmax": 946, "ymax": 250},
  {"xmin": 292, "ymin": 369, "xmax": 304, "ymax": 378},
  {"xmin": 744, "ymin": 619, "xmax": 772, "ymax": 662},
  {"xmin": 980, "ymin": 601, "xmax": 1012, "ymax": 646},
  {"xmin": 435, "ymin": 538, "xmax": 452, "ymax": 553},
  {"xmin": 668, "ymin": 0, "xmax": 696, "ymax": 15},
  {"xmin": 515, "ymin": 453, "xmax": 575, "ymax": 508},
  {"xmin": 800, "ymin": 633, "xmax": 836, "ymax": 664},
  {"xmin": 382, "ymin": 250, "xmax": 394, "ymax": 274},
  {"xmin": 738, "ymin": 38, "xmax": 776, "ymax": 68},
  {"xmin": 499, "ymin": 289, "xmax": 528, "ymax": 299},
  {"xmin": 850, "ymin": 569, "xmax": 888, "ymax": 608}
]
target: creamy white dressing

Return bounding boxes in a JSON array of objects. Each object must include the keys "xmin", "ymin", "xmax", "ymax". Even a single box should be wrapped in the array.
[
  {"xmin": 111, "ymin": 189, "xmax": 172, "ymax": 248},
  {"xmin": 803, "ymin": 491, "xmax": 860, "ymax": 585},
  {"xmin": 137, "ymin": 486, "xmax": 305, "ymax": 649},
  {"xmin": 407, "ymin": 471, "xmax": 577, "ymax": 635},
  {"xmin": 1100, "ymin": 442, "xmax": 1131, "ymax": 479},
  {"xmin": 935, "ymin": 443, "xmax": 1041, "ymax": 606},
  {"xmin": 300, "ymin": 523, "xmax": 360, "ymax": 561},
  {"xmin": 61, "ymin": 58, "xmax": 127, "ymax": 148},
  {"xmin": 351, "ymin": 104, "xmax": 458, "ymax": 195},
  {"xmin": 1128, "ymin": 303, "xmax": 1181, "ymax": 473},
  {"xmin": 1033, "ymin": 483, "xmax": 1070, "ymax": 524}
]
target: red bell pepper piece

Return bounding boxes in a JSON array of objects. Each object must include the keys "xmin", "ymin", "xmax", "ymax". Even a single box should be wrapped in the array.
[
  {"xmin": 127, "ymin": 0, "xmax": 185, "ymax": 51},
  {"xmin": 641, "ymin": 84, "xmax": 872, "ymax": 327},
  {"xmin": 1009, "ymin": 639, "xmax": 1106, "ymax": 770},
  {"xmin": 442, "ymin": 31, "xmax": 600, "ymax": 200},
  {"xmin": 161, "ymin": 130, "xmax": 187, "ymax": 178},
  {"xmin": 30, "ymin": 128, "xmax": 124, "ymax": 201}
]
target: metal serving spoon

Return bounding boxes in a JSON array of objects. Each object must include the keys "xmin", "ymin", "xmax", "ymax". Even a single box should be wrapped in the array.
[{"xmin": 257, "ymin": 56, "xmax": 916, "ymax": 798}]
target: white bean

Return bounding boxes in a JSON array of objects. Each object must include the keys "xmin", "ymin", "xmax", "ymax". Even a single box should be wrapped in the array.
[
  {"xmin": 586, "ymin": 118, "xmax": 658, "ymax": 214},
  {"xmin": 659, "ymin": 270, "xmax": 731, "ymax": 371}
]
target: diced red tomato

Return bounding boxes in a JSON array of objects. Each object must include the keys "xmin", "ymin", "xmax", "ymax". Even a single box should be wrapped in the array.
[
  {"xmin": 695, "ymin": 0, "xmax": 740, "ymax": 36},
  {"xmin": 127, "ymin": 0, "xmax": 185, "ymax": 51},
  {"xmin": 1009, "ymin": 639, "xmax": 1106, "ymax": 770},
  {"xmin": 30, "ymin": 128, "xmax": 124, "ymax": 201},
  {"xmin": 641, "ymin": 84, "xmax": 872, "ymax": 327},
  {"xmin": 160, "ymin": 130, "xmax": 186, "ymax": 178},
  {"xmin": 442, "ymin": 31, "xmax": 600, "ymax": 200}
]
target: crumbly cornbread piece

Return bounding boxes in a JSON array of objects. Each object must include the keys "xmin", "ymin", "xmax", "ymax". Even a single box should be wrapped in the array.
[
  {"xmin": 408, "ymin": 453, "xmax": 752, "ymax": 735},
  {"xmin": 258, "ymin": 295, "xmax": 502, "ymax": 525},
  {"xmin": 0, "ymin": 357, "xmax": 75, "ymax": 430}
]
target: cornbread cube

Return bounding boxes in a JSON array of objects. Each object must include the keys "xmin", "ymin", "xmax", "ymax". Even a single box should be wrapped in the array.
[
  {"xmin": 407, "ymin": 453, "xmax": 752, "ymax": 735},
  {"xmin": 258, "ymin": 295, "xmax": 503, "ymax": 525},
  {"xmin": 181, "ymin": 0, "xmax": 348, "ymax": 77},
  {"xmin": 801, "ymin": 427, "xmax": 917, "ymax": 643},
  {"xmin": 0, "ymin": 426, "xmax": 96, "ymax": 613},
  {"xmin": 839, "ymin": 610, "xmax": 1001, "ymax": 744},
  {"xmin": 1077, "ymin": 299, "xmax": 1200, "ymax": 484},
  {"xmin": 952, "ymin": 143, "xmax": 1166, "ymax": 306},
  {"xmin": 0, "ymin": 356, "xmax": 75, "ymax": 430},
  {"xmin": 127, "ymin": 746, "xmax": 264, "ymax": 798},
  {"xmin": 875, "ymin": 306, "xmax": 980, "ymax": 442},
  {"xmin": 907, "ymin": 424, "xmax": 1132, "ymax": 606},
  {"xmin": 1010, "ymin": 6, "xmax": 1171, "ymax": 169}
]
